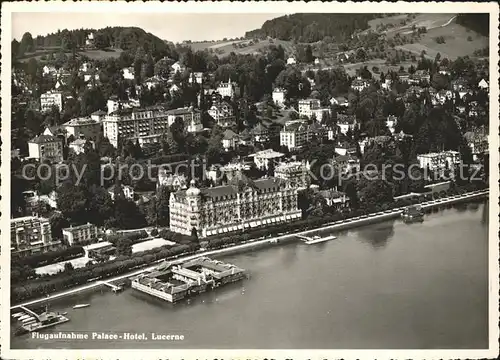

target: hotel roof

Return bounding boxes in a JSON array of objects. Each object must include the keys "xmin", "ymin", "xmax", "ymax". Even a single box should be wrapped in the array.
[
  {"xmin": 29, "ymin": 134, "xmax": 62, "ymax": 144},
  {"xmin": 63, "ymin": 117, "xmax": 99, "ymax": 127}
]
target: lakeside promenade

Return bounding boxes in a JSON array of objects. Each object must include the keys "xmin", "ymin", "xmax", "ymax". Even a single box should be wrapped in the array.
[{"xmin": 11, "ymin": 189, "xmax": 488, "ymax": 310}]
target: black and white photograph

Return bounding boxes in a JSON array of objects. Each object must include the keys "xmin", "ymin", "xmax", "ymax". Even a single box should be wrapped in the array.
[{"xmin": 1, "ymin": 2, "xmax": 499, "ymax": 359}]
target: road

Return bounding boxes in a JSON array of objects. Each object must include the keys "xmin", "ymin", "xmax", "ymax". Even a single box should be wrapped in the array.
[{"xmin": 11, "ymin": 189, "xmax": 488, "ymax": 310}]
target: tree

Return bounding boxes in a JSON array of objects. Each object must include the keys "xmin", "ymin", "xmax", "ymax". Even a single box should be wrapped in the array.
[
  {"xmin": 115, "ymin": 238, "xmax": 133, "ymax": 256},
  {"xmin": 18, "ymin": 32, "xmax": 35, "ymax": 56},
  {"xmin": 64, "ymin": 262, "xmax": 75, "ymax": 273},
  {"xmin": 50, "ymin": 213, "xmax": 69, "ymax": 240}
]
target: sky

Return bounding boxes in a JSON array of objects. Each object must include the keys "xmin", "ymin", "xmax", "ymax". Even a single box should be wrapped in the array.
[{"xmin": 12, "ymin": 13, "xmax": 286, "ymax": 43}]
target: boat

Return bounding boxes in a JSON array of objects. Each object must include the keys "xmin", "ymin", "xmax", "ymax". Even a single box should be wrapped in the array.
[
  {"xmin": 17, "ymin": 315, "xmax": 31, "ymax": 321},
  {"xmin": 305, "ymin": 235, "xmax": 337, "ymax": 245},
  {"xmin": 12, "ymin": 312, "xmax": 24, "ymax": 318},
  {"xmin": 73, "ymin": 304, "xmax": 90, "ymax": 309}
]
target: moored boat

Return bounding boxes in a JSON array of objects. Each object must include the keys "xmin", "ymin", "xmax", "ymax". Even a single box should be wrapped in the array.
[{"xmin": 73, "ymin": 304, "xmax": 90, "ymax": 309}]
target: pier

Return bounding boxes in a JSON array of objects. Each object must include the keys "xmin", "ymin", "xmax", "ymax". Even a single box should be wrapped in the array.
[
  {"xmin": 99, "ymin": 281, "xmax": 123, "ymax": 293},
  {"xmin": 19, "ymin": 306, "xmax": 40, "ymax": 321}
]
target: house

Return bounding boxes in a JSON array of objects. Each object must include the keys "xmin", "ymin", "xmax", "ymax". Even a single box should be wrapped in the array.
[
  {"xmin": 69, "ymin": 138, "xmax": 95, "ymax": 155},
  {"xmin": 166, "ymin": 107, "xmax": 203, "ymax": 133},
  {"xmin": 318, "ymin": 189, "xmax": 349, "ymax": 209},
  {"xmin": 280, "ymin": 120, "xmax": 311, "ymax": 150},
  {"xmin": 298, "ymin": 98, "xmax": 330, "ymax": 121},
  {"xmin": 314, "ymin": 58, "xmax": 320, "ymax": 65},
  {"xmin": 386, "ymin": 115, "xmax": 398, "ymax": 134},
  {"xmin": 334, "ymin": 141, "xmax": 357, "ymax": 156},
  {"xmin": 28, "ymin": 135, "xmax": 64, "ymax": 163},
  {"xmin": 208, "ymin": 101, "xmax": 235, "ymax": 128},
  {"xmin": 144, "ymin": 76, "xmax": 162, "ymax": 90},
  {"xmin": 157, "ymin": 168, "xmax": 187, "ymax": 191},
  {"xmin": 62, "ymin": 117, "xmax": 102, "ymax": 141},
  {"xmin": 206, "ymin": 162, "xmax": 252, "ymax": 185},
  {"xmin": 43, "ymin": 65, "xmax": 57, "ymax": 76},
  {"xmin": 91, "ymin": 110, "xmax": 107, "ymax": 123},
  {"xmin": 381, "ymin": 79, "xmax": 392, "ymax": 91},
  {"xmin": 330, "ymin": 96, "xmax": 349, "ymax": 107},
  {"xmin": 272, "ymin": 88, "xmax": 286, "ymax": 108},
  {"xmin": 62, "ymin": 223, "xmax": 98, "ymax": 246},
  {"xmin": 464, "ymin": 129, "xmax": 488, "ymax": 162},
  {"xmin": 286, "ymin": 56, "xmax": 297, "ymax": 65},
  {"xmin": 251, "ymin": 149, "xmax": 285, "ymax": 171},
  {"xmin": 122, "ymin": 67, "xmax": 135, "ymax": 80},
  {"xmin": 171, "ymin": 61, "xmax": 185, "ymax": 74},
  {"xmin": 222, "ymin": 129, "xmax": 238, "ymax": 150},
  {"xmin": 451, "ymin": 78, "xmax": 469, "ymax": 92},
  {"xmin": 335, "ymin": 154, "xmax": 360, "ymax": 175},
  {"xmin": 10, "ymin": 216, "xmax": 59, "ymax": 255},
  {"xmin": 217, "ymin": 79, "xmax": 236, "ymax": 98},
  {"xmin": 189, "ymin": 72, "xmax": 204, "ymax": 84},
  {"xmin": 337, "ymin": 114, "xmax": 356, "ymax": 135},
  {"xmin": 478, "ymin": 78, "xmax": 489, "ymax": 91},
  {"xmin": 83, "ymin": 73, "xmax": 100, "ymax": 83},
  {"xmin": 435, "ymin": 89, "xmax": 453, "ymax": 105},
  {"xmin": 351, "ymin": 78, "xmax": 369, "ymax": 92},
  {"xmin": 40, "ymin": 90, "xmax": 63, "ymax": 112},
  {"xmin": 251, "ymin": 123, "xmax": 269, "ymax": 143},
  {"xmin": 274, "ymin": 161, "xmax": 310, "ymax": 189},
  {"xmin": 169, "ymin": 83, "xmax": 181, "ymax": 95},
  {"xmin": 85, "ymin": 32, "xmax": 95, "ymax": 48},
  {"xmin": 108, "ymin": 184, "xmax": 135, "ymax": 201},
  {"xmin": 408, "ymin": 70, "xmax": 430, "ymax": 84},
  {"xmin": 398, "ymin": 72, "xmax": 410, "ymax": 83},
  {"xmin": 417, "ymin": 151, "xmax": 461, "ymax": 175}
]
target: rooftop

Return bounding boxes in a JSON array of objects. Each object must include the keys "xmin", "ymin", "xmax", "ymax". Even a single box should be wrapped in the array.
[
  {"xmin": 29, "ymin": 134, "xmax": 62, "ymax": 144},
  {"xmin": 63, "ymin": 117, "xmax": 99, "ymax": 127},
  {"xmin": 252, "ymin": 149, "xmax": 285, "ymax": 159}
]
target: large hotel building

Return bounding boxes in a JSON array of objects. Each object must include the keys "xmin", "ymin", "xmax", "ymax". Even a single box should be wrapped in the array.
[
  {"xmin": 169, "ymin": 175, "xmax": 302, "ymax": 238},
  {"xmin": 103, "ymin": 106, "xmax": 202, "ymax": 148}
]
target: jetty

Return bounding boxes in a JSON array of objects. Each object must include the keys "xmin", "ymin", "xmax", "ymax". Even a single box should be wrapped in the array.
[
  {"xmin": 19, "ymin": 306, "xmax": 40, "ymax": 321},
  {"xmin": 99, "ymin": 281, "xmax": 123, "ymax": 293}
]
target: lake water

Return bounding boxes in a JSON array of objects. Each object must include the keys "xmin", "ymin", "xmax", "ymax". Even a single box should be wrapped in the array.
[{"xmin": 11, "ymin": 204, "xmax": 489, "ymax": 349}]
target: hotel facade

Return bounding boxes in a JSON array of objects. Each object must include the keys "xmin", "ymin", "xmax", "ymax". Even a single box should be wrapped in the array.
[
  {"xmin": 169, "ymin": 177, "xmax": 302, "ymax": 238},
  {"xmin": 11, "ymin": 216, "xmax": 60, "ymax": 256}
]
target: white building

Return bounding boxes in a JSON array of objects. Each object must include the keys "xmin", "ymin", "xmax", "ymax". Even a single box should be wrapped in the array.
[
  {"xmin": 287, "ymin": 56, "xmax": 297, "ymax": 65},
  {"xmin": 251, "ymin": 149, "xmax": 285, "ymax": 171},
  {"xmin": 189, "ymin": 72, "xmax": 204, "ymax": 84},
  {"xmin": 69, "ymin": 138, "xmax": 95, "ymax": 155},
  {"xmin": 330, "ymin": 96, "xmax": 349, "ymax": 107},
  {"xmin": 417, "ymin": 151, "xmax": 461, "ymax": 172},
  {"xmin": 280, "ymin": 120, "xmax": 311, "ymax": 150},
  {"xmin": 272, "ymin": 88, "xmax": 286, "ymax": 108},
  {"xmin": 62, "ymin": 223, "xmax": 99, "ymax": 246},
  {"xmin": 40, "ymin": 90, "xmax": 63, "ymax": 112},
  {"xmin": 122, "ymin": 67, "xmax": 135, "ymax": 80},
  {"xmin": 106, "ymin": 97, "xmax": 140, "ymax": 115},
  {"xmin": 337, "ymin": 115, "xmax": 357, "ymax": 135},
  {"xmin": 157, "ymin": 169, "xmax": 188, "ymax": 191},
  {"xmin": 28, "ymin": 135, "xmax": 64, "ymax": 163},
  {"xmin": 222, "ymin": 129, "xmax": 238, "ymax": 150},
  {"xmin": 478, "ymin": 78, "xmax": 489, "ymax": 91},
  {"xmin": 171, "ymin": 62, "xmax": 185, "ymax": 74},
  {"xmin": 351, "ymin": 78, "xmax": 369, "ymax": 92},
  {"xmin": 274, "ymin": 161, "xmax": 309, "ymax": 189},
  {"xmin": 108, "ymin": 184, "xmax": 135, "ymax": 201},
  {"xmin": 43, "ymin": 65, "xmax": 57, "ymax": 76},
  {"xmin": 297, "ymin": 98, "xmax": 330, "ymax": 122},
  {"xmin": 10, "ymin": 216, "xmax": 58, "ymax": 255},
  {"xmin": 217, "ymin": 79, "xmax": 235, "ymax": 98},
  {"xmin": 208, "ymin": 101, "xmax": 235, "ymax": 128},
  {"xmin": 62, "ymin": 117, "xmax": 102, "ymax": 141},
  {"xmin": 166, "ymin": 107, "xmax": 203, "ymax": 133}
]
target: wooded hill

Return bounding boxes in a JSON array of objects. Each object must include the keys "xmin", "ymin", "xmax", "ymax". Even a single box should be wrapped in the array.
[{"xmin": 245, "ymin": 13, "xmax": 380, "ymax": 43}]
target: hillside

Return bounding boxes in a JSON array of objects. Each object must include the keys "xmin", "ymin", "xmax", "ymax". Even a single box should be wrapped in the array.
[
  {"xmin": 245, "ymin": 13, "xmax": 380, "ymax": 42},
  {"xmin": 14, "ymin": 26, "xmax": 173, "ymax": 61},
  {"xmin": 187, "ymin": 38, "xmax": 294, "ymax": 58}
]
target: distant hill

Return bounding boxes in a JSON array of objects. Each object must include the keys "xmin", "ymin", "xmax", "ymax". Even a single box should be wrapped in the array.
[
  {"xmin": 245, "ymin": 13, "xmax": 380, "ymax": 42},
  {"xmin": 456, "ymin": 14, "xmax": 489, "ymax": 36},
  {"xmin": 15, "ymin": 26, "xmax": 172, "ymax": 60}
]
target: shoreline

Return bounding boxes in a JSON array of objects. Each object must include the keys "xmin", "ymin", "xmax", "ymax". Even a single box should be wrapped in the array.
[{"xmin": 11, "ymin": 189, "xmax": 488, "ymax": 310}]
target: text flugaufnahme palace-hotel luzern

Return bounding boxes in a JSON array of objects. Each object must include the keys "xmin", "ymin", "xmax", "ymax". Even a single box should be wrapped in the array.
[{"xmin": 30, "ymin": 331, "xmax": 185, "ymax": 341}]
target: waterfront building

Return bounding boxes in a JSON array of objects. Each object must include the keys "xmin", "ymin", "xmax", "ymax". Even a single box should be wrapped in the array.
[
  {"xmin": 108, "ymin": 184, "xmax": 135, "ymax": 201},
  {"xmin": 40, "ymin": 90, "xmax": 63, "ymax": 112},
  {"xmin": 10, "ymin": 216, "xmax": 59, "ymax": 256},
  {"xmin": 317, "ymin": 189, "xmax": 349, "ymax": 210},
  {"xmin": 252, "ymin": 149, "xmax": 285, "ymax": 171},
  {"xmin": 62, "ymin": 117, "xmax": 102, "ymax": 141},
  {"xmin": 272, "ymin": 88, "xmax": 286, "ymax": 108},
  {"xmin": 103, "ymin": 106, "xmax": 169, "ymax": 148},
  {"xmin": 28, "ymin": 135, "xmax": 64, "ymax": 163},
  {"xmin": 280, "ymin": 120, "xmax": 311, "ymax": 150},
  {"xmin": 417, "ymin": 151, "xmax": 461, "ymax": 174},
  {"xmin": 208, "ymin": 101, "xmax": 235, "ymax": 128},
  {"xmin": 217, "ymin": 79, "xmax": 235, "ymax": 98},
  {"xmin": 62, "ymin": 223, "xmax": 99, "ymax": 246},
  {"xmin": 274, "ymin": 161, "xmax": 310, "ymax": 189},
  {"xmin": 157, "ymin": 168, "xmax": 188, "ymax": 191},
  {"xmin": 169, "ymin": 176, "xmax": 302, "ymax": 238}
]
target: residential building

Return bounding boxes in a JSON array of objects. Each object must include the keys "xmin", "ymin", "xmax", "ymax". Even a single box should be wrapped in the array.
[
  {"xmin": 272, "ymin": 88, "xmax": 286, "ymax": 108},
  {"xmin": 62, "ymin": 223, "xmax": 99, "ymax": 246},
  {"xmin": 298, "ymin": 98, "xmax": 320, "ymax": 118},
  {"xmin": 91, "ymin": 110, "xmax": 107, "ymax": 123},
  {"xmin": 189, "ymin": 72, "xmax": 204, "ymax": 84},
  {"xmin": 107, "ymin": 96, "xmax": 140, "ymax": 115},
  {"xmin": 43, "ymin": 65, "xmax": 57, "ymax": 76},
  {"xmin": 464, "ymin": 129, "xmax": 488, "ymax": 161},
  {"xmin": 108, "ymin": 184, "xmax": 135, "ymax": 201},
  {"xmin": 145, "ymin": 76, "xmax": 162, "ymax": 90},
  {"xmin": 408, "ymin": 70, "xmax": 430, "ymax": 84},
  {"xmin": 122, "ymin": 67, "xmax": 135, "ymax": 80},
  {"xmin": 171, "ymin": 61, "xmax": 185, "ymax": 74},
  {"xmin": 381, "ymin": 79, "xmax": 392, "ymax": 91},
  {"xmin": 251, "ymin": 123, "xmax": 269, "ymax": 143},
  {"xmin": 386, "ymin": 115, "xmax": 398, "ymax": 134},
  {"xmin": 318, "ymin": 189, "xmax": 349, "ymax": 209},
  {"xmin": 69, "ymin": 138, "xmax": 95, "ymax": 155},
  {"xmin": 330, "ymin": 96, "xmax": 349, "ymax": 107},
  {"xmin": 169, "ymin": 84, "xmax": 181, "ymax": 95},
  {"xmin": 417, "ymin": 151, "xmax": 462, "ymax": 173},
  {"xmin": 85, "ymin": 32, "xmax": 95, "ymax": 48},
  {"xmin": 217, "ymin": 79, "xmax": 235, "ymax": 98},
  {"xmin": 28, "ymin": 135, "xmax": 64, "ymax": 163},
  {"xmin": 451, "ymin": 78, "xmax": 469, "ymax": 92},
  {"xmin": 334, "ymin": 141, "xmax": 357, "ymax": 156},
  {"xmin": 351, "ymin": 78, "xmax": 369, "ymax": 92},
  {"xmin": 222, "ymin": 129, "xmax": 238, "ymax": 150},
  {"xmin": 157, "ymin": 168, "xmax": 188, "ymax": 191},
  {"xmin": 287, "ymin": 56, "xmax": 297, "ymax": 65},
  {"xmin": 398, "ymin": 72, "xmax": 410, "ymax": 83},
  {"xmin": 62, "ymin": 117, "xmax": 102, "ymax": 141},
  {"xmin": 208, "ymin": 101, "xmax": 235, "ymax": 128},
  {"xmin": 252, "ymin": 149, "xmax": 285, "ymax": 170},
  {"xmin": 280, "ymin": 120, "xmax": 311, "ymax": 150},
  {"xmin": 166, "ymin": 107, "xmax": 203, "ymax": 133},
  {"xmin": 335, "ymin": 154, "xmax": 360, "ymax": 175},
  {"xmin": 169, "ymin": 177, "xmax": 302, "ymax": 238},
  {"xmin": 40, "ymin": 90, "xmax": 63, "ymax": 112},
  {"xmin": 206, "ymin": 163, "xmax": 252, "ymax": 185},
  {"xmin": 478, "ymin": 78, "xmax": 489, "ymax": 91},
  {"xmin": 103, "ymin": 106, "xmax": 170, "ymax": 148},
  {"xmin": 337, "ymin": 114, "xmax": 357, "ymax": 135},
  {"xmin": 274, "ymin": 161, "xmax": 310, "ymax": 189},
  {"xmin": 10, "ymin": 216, "xmax": 59, "ymax": 255}
]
